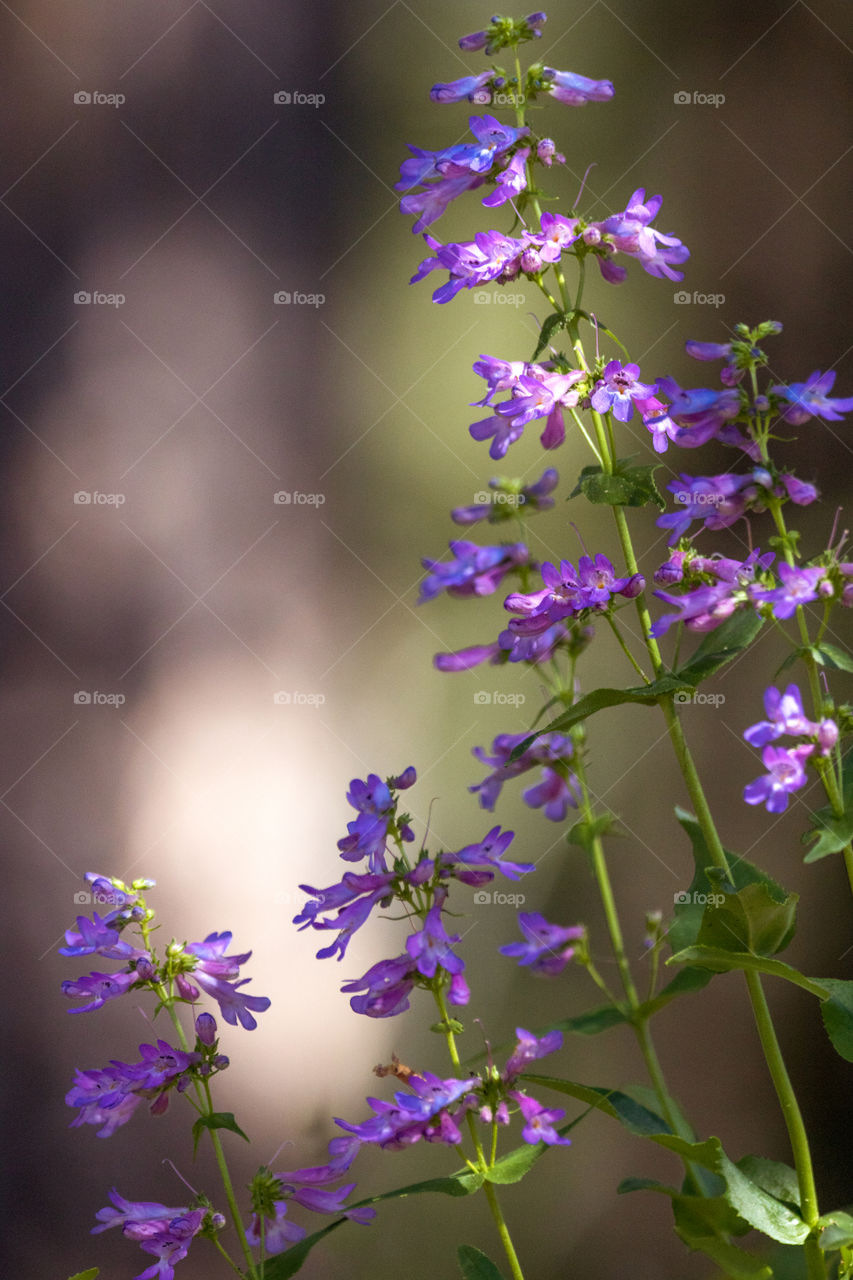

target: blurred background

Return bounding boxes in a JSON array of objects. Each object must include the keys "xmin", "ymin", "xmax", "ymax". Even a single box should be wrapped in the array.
[{"xmin": 1, "ymin": 1, "xmax": 852, "ymax": 1276}]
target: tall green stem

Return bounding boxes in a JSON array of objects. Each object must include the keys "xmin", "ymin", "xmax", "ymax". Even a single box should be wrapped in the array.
[{"xmin": 434, "ymin": 990, "xmax": 526, "ymax": 1280}]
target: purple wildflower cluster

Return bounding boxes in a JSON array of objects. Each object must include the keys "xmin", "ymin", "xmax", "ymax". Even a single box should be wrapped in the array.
[
  {"xmin": 67, "ymin": 1035, "xmax": 208, "ymax": 1138},
  {"xmin": 742, "ymin": 684, "xmax": 839, "ymax": 813},
  {"xmin": 419, "ymin": 538, "xmax": 531, "ymax": 602},
  {"xmin": 471, "ymin": 732, "xmax": 582, "ymax": 823},
  {"xmin": 504, "ymin": 554, "xmax": 643, "ymax": 636},
  {"xmin": 93, "ymin": 1191, "xmax": 212, "ymax": 1280},
  {"xmin": 295, "ymin": 767, "xmax": 536, "ymax": 1017}
]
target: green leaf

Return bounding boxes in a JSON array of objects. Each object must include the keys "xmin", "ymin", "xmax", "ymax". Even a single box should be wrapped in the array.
[
  {"xmin": 485, "ymin": 1107, "xmax": 587, "ymax": 1185},
  {"xmin": 671, "ymin": 1196, "xmax": 773, "ymax": 1280},
  {"xmin": 817, "ymin": 978, "xmax": 853, "ymax": 1062},
  {"xmin": 667, "ymin": 946, "xmax": 829, "ymax": 998},
  {"xmin": 68, "ymin": 1272, "xmax": 100, "ymax": 1280},
  {"xmin": 262, "ymin": 1221, "xmax": 345, "ymax": 1279},
  {"xmin": 737, "ymin": 1156, "xmax": 802, "ymax": 1209},
  {"xmin": 191, "ymin": 1111, "xmax": 249, "ymax": 1157},
  {"xmin": 458, "ymin": 1244, "xmax": 507, "ymax": 1280},
  {"xmin": 675, "ymin": 609, "xmax": 764, "ymax": 686},
  {"xmin": 570, "ymin": 459, "xmax": 665, "ymax": 509},
  {"xmin": 531, "ymin": 311, "xmax": 568, "ymax": 361},
  {"xmin": 618, "ymin": 1176, "xmax": 676, "ymax": 1195},
  {"xmin": 818, "ymin": 1209, "xmax": 853, "ymax": 1250},
  {"xmin": 550, "ymin": 1004, "xmax": 629, "ymax": 1036},
  {"xmin": 622, "ymin": 1083, "xmax": 696, "ymax": 1143},
  {"xmin": 510, "ymin": 676, "xmax": 689, "ymax": 758},
  {"xmin": 522, "ymin": 1075, "xmax": 671, "ymax": 1137},
  {"xmin": 650, "ymin": 1135, "xmax": 809, "ymax": 1244},
  {"xmin": 566, "ymin": 814, "xmax": 616, "ymax": 852},
  {"xmin": 695, "ymin": 880, "xmax": 799, "ymax": 956},
  {"xmin": 815, "ymin": 643, "xmax": 853, "ymax": 672},
  {"xmin": 802, "ymin": 807, "xmax": 853, "ymax": 862},
  {"xmin": 668, "ymin": 810, "xmax": 797, "ymax": 956}
]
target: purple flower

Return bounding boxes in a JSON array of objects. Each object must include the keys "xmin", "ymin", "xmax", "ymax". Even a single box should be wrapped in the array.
[
  {"xmin": 482, "ymin": 147, "xmax": 531, "ymax": 208},
  {"xmin": 295, "ymin": 870, "xmax": 396, "ymax": 961},
  {"xmin": 656, "ymin": 473, "xmax": 752, "ymax": 543},
  {"xmin": 685, "ymin": 339, "xmax": 734, "ymax": 362},
  {"xmin": 744, "ymin": 685, "xmax": 817, "ymax": 747},
  {"xmin": 67, "ymin": 1073, "xmax": 143, "ymax": 1137},
  {"xmin": 590, "ymin": 360, "xmax": 657, "ymax": 422},
  {"xmin": 93, "ymin": 1189, "xmax": 189, "ymax": 1235},
  {"xmin": 186, "ymin": 932, "xmax": 270, "ymax": 1030},
  {"xmin": 430, "ymin": 73, "xmax": 496, "ymax": 104},
  {"xmin": 504, "ymin": 556, "xmax": 641, "ymax": 635},
  {"xmin": 246, "ymin": 1201, "xmax": 306, "ymax": 1253},
  {"xmin": 412, "ymin": 228, "xmax": 527, "ymax": 303},
  {"xmin": 654, "ymin": 378, "xmax": 743, "ymax": 448},
  {"xmin": 470, "ymin": 733, "xmax": 581, "ymax": 822},
  {"xmin": 588, "ymin": 189, "xmax": 689, "ymax": 283},
  {"xmin": 772, "ymin": 370, "xmax": 853, "ymax": 425},
  {"xmin": 336, "ymin": 1073, "xmax": 478, "ymax": 1150},
  {"xmin": 442, "ymin": 825, "xmax": 534, "ymax": 884},
  {"xmin": 511, "ymin": 1092, "xmax": 572, "ymax": 1146},
  {"xmin": 500, "ymin": 913, "xmax": 584, "ymax": 975},
  {"xmin": 434, "ymin": 641, "xmax": 503, "ymax": 671},
  {"xmin": 419, "ymin": 540, "xmax": 530, "ymax": 602},
  {"xmin": 62, "ymin": 968, "xmax": 140, "ymax": 1013},
  {"xmin": 406, "ymin": 903, "xmax": 466, "ymax": 979},
  {"xmin": 59, "ymin": 911, "xmax": 143, "ymax": 960},
  {"xmin": 650, "ymin": 550, "xmax": 774, "ymax": 637},
  {"xmin": 543, "ymin": 67, "xmax": 614, "ymax": 106},
  {"xmin": 750, "ymin": 562, "xmax": 828, "ymax": 619},
  {"xmin": 195, "ymin": 1012, "xmax": 217, "ymax": 1046},
  {"xmin": 123, "ymin": 1208, "xmax": 206, "ymax": 1280},
  {"xmin": 498, "ymin": 620, "xmax": 572, "ymax": 665},
  {"xmin": 341, "ymin": 954, "xmax": 416, "ymax": 1018},
  {"xmin": 743, "ymin": 744, "xmax": 814, "ymax": 813},
  {"xmin": 504, "ymin": 1027, "xmax": 564, "ymax": 1080},
  {"xmin": 634, "ymin": 394, "xmax": 680, "ymax": 453},
  {"xmin": 487, "ymin": 369, "xmax": 585, "ymax": 453}
]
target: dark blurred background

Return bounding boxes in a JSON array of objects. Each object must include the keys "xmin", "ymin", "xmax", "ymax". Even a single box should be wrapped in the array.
[{"xmin": 1, "ymin": 1, "xmax": 852, "ymax": 1277}]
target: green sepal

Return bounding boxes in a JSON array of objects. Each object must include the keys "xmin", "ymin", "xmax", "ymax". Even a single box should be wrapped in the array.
[
  {"xmin": 431, "ymin": 1018, "xmax": 464, "ymax": 1035},
  {"xmin": 570, "ymin": 458, "xmax": 665, "ymax": 509},
  {"xmin": 458, "ymin": 1245, "xmax": 507, "ymax": 1280},
  {"xmin": 674, "ymin": 608, "xmax": 764, "ymax": 686},
  {"xmin": 818, "ymin": 1209, "xmax": 853, "ymax": 1250},
  {"xmin": 191, "ymin": 1111, "xmax": 249, "ymax": 1157}
]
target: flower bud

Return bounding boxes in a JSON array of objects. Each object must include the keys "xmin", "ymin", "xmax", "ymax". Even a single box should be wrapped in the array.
[
  {"xmin": 195, "ymin": 1012, "xmax": 217, "ymax": 1046},
  {"xmin": 817, "ymin": 718, "xmax": 839, "ymax": 755},
  {"xmin": 136, "ymin": 957, "xmax": 156, "ymax": 981}
]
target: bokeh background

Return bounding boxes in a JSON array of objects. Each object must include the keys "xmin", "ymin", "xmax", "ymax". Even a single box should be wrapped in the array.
[{"xmin": 2, "ymin": 1, "xmax": 852, "ymax": 1276}]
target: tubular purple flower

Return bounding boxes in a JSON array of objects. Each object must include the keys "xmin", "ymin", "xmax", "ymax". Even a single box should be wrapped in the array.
[
  {"xmin": 543, "ymin": 67, "xmax": 614, "ymax": 106},
  {"xmin": 771, "ymin": 370, "xmax": 853, "ymax": 424},
  {"xmin": 434, "ymin": 641, "xmax": 503, "ymax": 671},
  {"xmin": 500, "ymin": 913, "xmax": 584, "ymax": 975},
  {"xmin": 430, "ymin": 73, "xmax": 495, "ymax": 104},
  {"xmin": 743, "ymin": 744, "xmax": 814, "ymax": 813},
  {"xmin": 590, "ymin": 360, "xmax": 657, "ymax": 422},
  {"xmin": 194, "ymin": 1012, "xmax": 217, "ymax": 1045},
  {"xmin": 62, "ymin": 969, "xmax": 139, "ymax": 1013},
  {"xmin": 744, "ymin": 685, "xmax": 817, "ymax": 747},
  {"xmin": 511, "ymin": 1091, "xmax": 572, "ymax": 1145},
  {"xmin": 419, "ymin": 540, "xmax": 530, "ymax": 602}
]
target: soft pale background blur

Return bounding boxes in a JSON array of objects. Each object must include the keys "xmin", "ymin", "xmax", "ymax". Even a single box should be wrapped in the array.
[{"xmin": 1, "ymin": 1, "xmax": 852, "ymax": 1277}]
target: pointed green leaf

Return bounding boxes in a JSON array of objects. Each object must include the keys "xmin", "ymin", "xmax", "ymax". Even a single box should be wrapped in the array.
[
  {"xmin": 672, "ymin": 1196, "xmax": 773, "ymax": 1280},
  {"xmin": 618, "ymin": 1176, "xmax": 677, "ymax": 1195},
  {"xmin": 570, "ymin": 459, "xmax": 664, "ymax": 509},
  {"xmin": 550, "ymin": 1004, "xmax": 629, "ymax": 1036},
  {"xmin": 817, "ymin": 978, "xmax": 853, "ymax": 1062},
  {"xmin": 667, "ymin": 946, "xmax": 829, "ymax": 998},
  {"xmin": 458, "ymin": 1244, "xmax": 507, "ymax": 1280},
  {"xmin": 68, "ymin": 1272, "xmax": 100, "ymax": 1280},
  {"xmin": 737, "ymin": 1156, "xmax": 801, "ymax": 1209},
  {"xmin": 695, "ymin": 880, "xmax": 799, "ymax": 956},
  {"xmin": 622, "ymin": 1083, "xmax": 695, "ymax": 1142},
  {"xmin": 642, "ymin": 965, "xmax": 714, "ymax": 1016},
  {"xmin": 531, "ymin": 311, "xmax": 568, "ymax": 361},
  {"xmin": 262, "ymin": 1221, "xmax": 345, "ymax": 1279},
  {"xmin": 815, "ymin": 643, "xmax": 853, "ymax": 672},
  {"xmin": 522, "ymin": 1075, "xmax": 671, "ymax": 1137},
  {"xmin": 802, "ymin": 806, "xmax": 853, "ymax": 862},
  {"xmin": 650, "ymin": 1135, "xmax": 809, "ymax": 1244},
  {"xmin": 675, "ymin": 609, "xmax": 764, "ymax": 687},
  {"xmin": 510, "ymin": 676, "xmax": 689, "ymax": 759},
  {"xmin": 191, "ymin": 1111, "xmax": 249, "ymax": 1157}
]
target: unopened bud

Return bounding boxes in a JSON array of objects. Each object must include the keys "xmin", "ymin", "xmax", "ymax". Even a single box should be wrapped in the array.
[{"xmin": 195, "ymin": 1012, "xmax": 217, "ymax": 1046}]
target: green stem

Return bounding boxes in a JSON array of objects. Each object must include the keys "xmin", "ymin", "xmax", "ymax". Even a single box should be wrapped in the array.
[
  {"xmin": 433, "ymin": 989, "xmax": 526, "ymax": 1280},
  {"xmin": 606, "ymin": 613, "xmax": 650, "ymax": 684}
]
